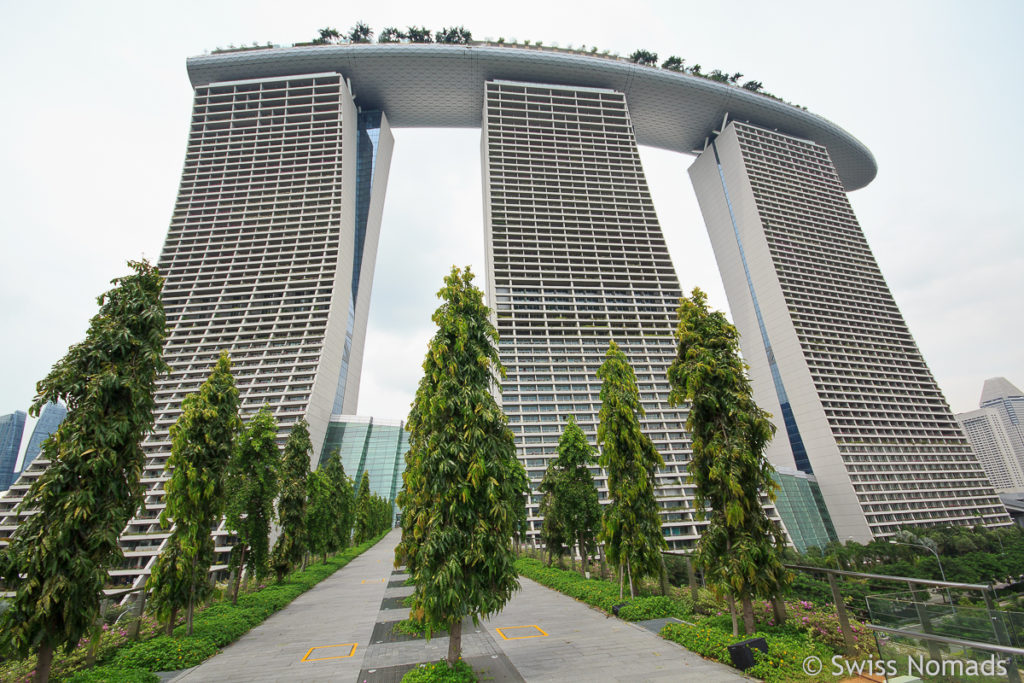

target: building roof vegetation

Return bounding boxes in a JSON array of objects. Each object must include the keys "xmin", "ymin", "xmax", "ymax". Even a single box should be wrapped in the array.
[{"xmin": 209, "ymin": 23, "xmax": 801, "ymax": 109}]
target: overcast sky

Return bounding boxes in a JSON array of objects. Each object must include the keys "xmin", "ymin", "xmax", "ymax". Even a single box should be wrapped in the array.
[{"xmin": 1, "ymin": 0, "xmax": 1021, "ymax": 424}]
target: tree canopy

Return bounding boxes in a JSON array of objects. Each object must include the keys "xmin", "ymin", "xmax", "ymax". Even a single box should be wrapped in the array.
[
  {"xmin": 148, "ymin": 351, "xmax": 241, "ymax": 636},
  {"xmin": 668, "ymin": 287, "xmax": 789, "ymax": 635},
  {"xmin": 395, "ymin": 266, "xmax": 527, "ymax": 664},
  {"xmin": 270, "ymin": 419, "xmax": 312, "ymax": 582},
  {"xmin": 0, "ymin": 260, "xmax": 166, "ymax": 682},
  {"xmin": 596, "ymin": 341, "xmax": 665, "ymax": 598},
  {"xmin": 225, "ymin": 406, "xmax": 280, "ymax": 591}
]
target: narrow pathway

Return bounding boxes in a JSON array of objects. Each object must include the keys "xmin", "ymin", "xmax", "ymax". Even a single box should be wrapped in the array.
[{"xmin": 173, "ymin": 532, "xmax": 747, "ymax": 682}]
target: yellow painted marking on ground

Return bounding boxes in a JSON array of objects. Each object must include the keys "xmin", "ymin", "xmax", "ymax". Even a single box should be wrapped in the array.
[
  {"xmin": 361, "ymin": 578, "xmax": 386, "ymax": 584},
  {"xmin": 301, "ymin": 643, "xmax": 358, "ymax": 662},
  {"xmin": 496, "ymin": 625, "xmax": 548, "ymax": 640}
]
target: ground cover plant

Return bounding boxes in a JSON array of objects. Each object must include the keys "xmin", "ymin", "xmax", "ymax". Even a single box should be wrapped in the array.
[
  {"xmin": 401, "ymin": 659, "xmax": 477, "ymax": 682},
  {"xmin": 516, "ymin": 556, "xmax": 874, "ymax": 681},
  {"xmin": 0, "ymin": 533, "xmax": 387, "ymax": 682}
]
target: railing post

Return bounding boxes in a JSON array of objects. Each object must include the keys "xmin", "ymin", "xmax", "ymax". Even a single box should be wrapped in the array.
[
  {"xmin": 983, "ymin": 588, "xmax": 1021, "ymax": 683},
  {"xmin": 827, "ymin": 572, "xmax": 858, "ymax": 656},
  {"xmin": 907, "ymin": 581, "xmax": 944, "ymax": 662}
]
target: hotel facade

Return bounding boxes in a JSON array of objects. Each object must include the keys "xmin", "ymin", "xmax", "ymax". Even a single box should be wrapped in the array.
[{"xmin": 0, "ymin": 43, "xmax": 1007, "ymax": 588}]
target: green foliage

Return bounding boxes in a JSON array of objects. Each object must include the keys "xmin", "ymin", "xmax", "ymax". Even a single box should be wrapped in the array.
[
  {"xmin": 617, "ymin": 596, "xmax": 682, "ymax": 621},
  {"xmin": 113, "ymin": 635, "xmax": 217, "ymax": 671},
  {"xmin": 307, "ymin": 468, "xmax": 336, "ymax": 561},
  {"xmin": 629, "ymin": 49, "xmax": 658, "ymax": 66},
  {"xmin": 538, "ymin": 416, "xmax": 601, "ymax": 570},
  {"xmin": 149, "ymin": 351, "xmax": 241, "ymax": 631},
  {"xmin": 312, "ymin": 27, "xmax": 341, "ymax": 45},
  {"xmin": 353, "ymin": 471, "xmax": 373, "ymax": 543},
  {"xmin": 348, "ymin": 21, "xmax": 373, "ymax": 43},
  {"xmin": 661, "ymin": 55, "xmax": 684, "ymax": 71},
  {"xmin": 401, "ymin": 660, "xmax": 477, "ymax": 682},
  {"xmin": 434, "ymin": 26, "xmax": 472, "ymax": 44},
  {"xmin": 271, "ymin": 419, "xmax": 312, "ymax": 581},
  {"xmin": 64, "ymin": 666, "xmax": 160, "ymax": 683},
  {"xmin": 378, "ymin": 27, "xmax": 404, "ymax": 43},
  {"xmin": 405, "ymin": 26, "xmax": 433, "ymax": 43},
  {"xmin": 225, "ymin": 406, "xmax": 280, "ymax": 582},
  {"xmin": 0, "ymin": 260, "xmax": 167, "ymax": 663},
  {"xmin": 596, "ymin": 341, "xmax": 665, "ymax": 595},
  {"xmin": 396, "ymin": 267, "xmax": 527, "ymax": 650},
  {"xmin": 668, "ymin": 288, "xmax": 789, "ymax": 628},
  {"xmin": 322, "ymin": 450, "xmax": 354, "ymax": 550}
]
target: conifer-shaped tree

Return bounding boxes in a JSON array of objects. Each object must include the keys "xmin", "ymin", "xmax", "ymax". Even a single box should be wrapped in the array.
[
  {"xmin": 668, "ymin": 288, "xmax": 789, "ymax": 635},
  {"xmin": 353, "ymin": 471, "xmax": 373, "ymax": 544},
  {"xmin": 543, "ymin": 416, "xmax": 601, "ymax": 574},
  {"xmin": 0, "ymin": 261, "xmax": 166, "ymax": 683},
  {"xmin": 225, "ymin": 406, "xmax": 280, "ymax": 601},
  {"xmin": 396, "ymin": 266, "xmax": 527, "ymax": 665},
  {"xmin": 307, "ymin": 466, "xmax": 337, "ymax": 563},
  {"xmin": 149, "ymin": 351, "xmax": 241, "ymax": 636},
  {"xmin": 597, "ymin": 341, "xmax": 665, "ymax": 598},
  {"xmin": 321, "ymin": 449, "xmax": 353, "ymax": 549},
  {"xmin": 270, "ymin": 419, "xmax": 311, "ymax": 582}
]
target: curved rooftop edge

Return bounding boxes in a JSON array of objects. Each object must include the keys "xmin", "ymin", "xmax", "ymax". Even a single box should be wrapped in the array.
[{"xmin": 187, "ymin": 44, "xmax": 877, "ymax": 191}]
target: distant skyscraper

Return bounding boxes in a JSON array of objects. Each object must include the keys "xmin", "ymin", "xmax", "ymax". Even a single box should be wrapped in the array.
[
  {"xmin": 0, "ymin": 411, "xmax": 27, "ymax": 492},
  {"xmin": 957, "ymin": 378, "xmax": 1024, "ymax": 491},
  {"xmin": 689, "ymin": 121, "xmax": 1008, "ymax": 540},
  {"xmin": 18, "ymin": 402, "xmax": 67, "ymax": 475}
]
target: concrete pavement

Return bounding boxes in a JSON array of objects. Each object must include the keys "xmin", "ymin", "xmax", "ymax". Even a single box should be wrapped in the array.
[{"xmin": 172, "ymin": 530, "xmax": 748, "ymax": 682}]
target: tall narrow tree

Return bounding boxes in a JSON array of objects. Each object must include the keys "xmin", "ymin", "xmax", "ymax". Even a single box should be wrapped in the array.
[
  {"xmin": 307, "ymin": 466, "xmax": 338, "ymax": 564},
  {"xmin": 225, "ymin": 406, "xmax": 280, "ymax": 602},
  {"xmin": 668, "ymin": 288, "xmax": 790, "ymax": 635},
  {"xmin": 148, "ymin": 351, "xmax": 241, "ymax": 636},
  {"xmin": 597, "ymin": 341, "xmax": 665, "ymax": 598},
  {"xmin": 547, "ymin": 416, "xmax": 601, "ymax": 574},
  {"xmin": 270, "ymin": 419, "xmax": 311, "ymax": 582},
  {"xmin": 321, "ymin": 449, "xmax": 354, "ymax": 549},
  {"xmin": 0, "ymin": 261, "xmax": 166, "ymax": 683},
  {"xmin": 353, "ymin": 471, "xmax": 374, "ymax": 544},
  {"xmin": 396, "ymin": 266, "xmax": 527, "ymax": 665}
]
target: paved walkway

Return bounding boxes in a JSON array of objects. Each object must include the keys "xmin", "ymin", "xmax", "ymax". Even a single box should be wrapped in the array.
[{"xmin": 173, "ymin": 530, "xmax": 748, "ymax": 682}]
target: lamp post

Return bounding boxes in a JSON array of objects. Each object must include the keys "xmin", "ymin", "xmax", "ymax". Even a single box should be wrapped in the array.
[{"xmin": 892, "ymin": 541, "xmax": 954, "ymax": 609}]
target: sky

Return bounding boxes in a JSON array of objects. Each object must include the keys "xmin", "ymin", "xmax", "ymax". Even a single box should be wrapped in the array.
[{"xmin": 0, "ymin": 0, "xmax": 1021, "ymax": 426}]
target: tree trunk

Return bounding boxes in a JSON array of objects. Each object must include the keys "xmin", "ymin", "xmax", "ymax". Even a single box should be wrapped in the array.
[
  {"xmin": 727, "ymin": 594, "xmax": 738, "ymax": 637},
  {"xmin": 771, "ymin": 596, "xmax": 787, "ymax": 625},
  {"xmin": 233, "ymin": 544, "xmax": 247, "ymax": 605},
  {"xmin": 187, "ymin": 553, "xmax": 198, "ymax": 636},
  {"xmin": 571, "ymin": 543, "xmax": 576, "ymax": 572},
  {"xmin": 659, "ymin": 555, "xmax": 670, "ymax": 596},
  {"xmin": 447, "ymin": 618, "xmax": 462, "ymax": 665},
  {"xmin": 741, "ymin": 594, "xmax": 756, "ymax": 635},
  {"xmin": 626, "ymin": 556, "xmax": 635, "ymax": 599},
  {"xmin": 128, "ymin": 589, "xmax": 147, "ymax": 641},
  {"xmin": 619, "ymin": 562, "xmax": 625, "ymax": 599},
  {"xmin": 34, "ymin": 643, "xmax": 54, "ymax": 683},
  {"xmin": 166, "ymin": 606, "xmax": 178, "ymax": 636},
  {"xmin": 580, "ymin": 536, "xmax": 589, "ymax": 576},
  {"xmin": 686, "ymin": 557, "xmax": 699, "ymax": 610}
]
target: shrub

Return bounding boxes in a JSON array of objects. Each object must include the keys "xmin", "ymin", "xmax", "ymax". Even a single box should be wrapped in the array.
[
  {"xmin": 401, "ymin": 659, "xmax": 477, "ymax": 682},
  {"xmin": 660, "ymin": 622, "xmax": 734, "ymax": 663},
  {"xmin": 113, "ymin": 635, "xmax": 218, "ymax": 671},
  {"xmin": 65, "ymin": 665, "xmax": 161, "ymax": 683},
  {"xmin": 617, "ymin": 596, "xmax": 682, "ymax": 621}
]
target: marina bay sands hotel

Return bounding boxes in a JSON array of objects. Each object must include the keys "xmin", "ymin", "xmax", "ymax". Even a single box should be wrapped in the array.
[{"xmin": 0, "ymin": 42, "xmax": 1008, "ymax": 586}]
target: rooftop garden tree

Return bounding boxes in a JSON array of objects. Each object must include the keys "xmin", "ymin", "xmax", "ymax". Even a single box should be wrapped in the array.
[
  {"xmin": 352, "ymin": 471, "xmax": 374, "ymax": 544},
  {"xmin": 321, "ymin": 449, "xmax": 354, "ymax": 549},
  {"xmin": 0, "ymin": 260, "xmax": 166, "ymax": 683},
  {"xmin": 270, "ymin": 419, "xmax": 311, "ymax": 582},
  {"xmin": 596, "ymin": 341, "xmax": 665, "ymax": 598},
  {"xmin": 667, "ymin": 287, "xmax": 790, "ymax": 636},
  {"xmin": 148, "ymin": 351, "xmax": 241, "ymax": 637},
  {"xmin": 348, "ymin": 21, "xmax": 373, "ymax": 44},
  {"xmin": 312, "ymin": 27, "xmax": 341, "ymax": 45},
  {"xmin": 396, "ymin": 266, "xmax": 527, "ymax": 665},
  {"xmin": 661, "ymin": 55, "xmax": 684, "ymax": 71},
  {"xmin": 405, "ymin": 26, "xmax": 433, "ymax": 43},
  {"xmin": 629, "ymin": 49, "xmax": 658, "ymax": 66},
  {"xmin": 306, "ymin": 466, "xmax": 338, "ymax": 564},
  {"xmin": 538, "ymin": 466, "xmax": 568, "ymax": 566},
  {"xmin": 224, "ymin": 406, "xmax": 280, "ymax": 602},
  {"xmin": 378, "ymin": 27, "xmax": 404, "ymax": 43},
  {"xmin": 435, "ymin": 26, "xmax": 472, "ymax": 44}
]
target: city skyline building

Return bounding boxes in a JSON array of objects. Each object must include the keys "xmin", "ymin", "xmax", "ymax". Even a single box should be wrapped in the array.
[
  {"xmin": 689, "ymin": 121, "xmax": 1008, "ymax": 540},
  {"xmin": 957, "ymin": 377, "xmax": 1024, "ymax": 492},
  {"xmin": 321, "ymin": 415, "xmax": 408, "ymax": 523},
  {"xmin": 0, "ymin": 42, "xmax": 1008, "ymax": 588},
  {"xmin": 17, "ymin": 401, "xmax": 67, "ymax": 477},
  {"xmin": 0, "ymin": 411, "xmax": 26, "ymax": 492}
]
